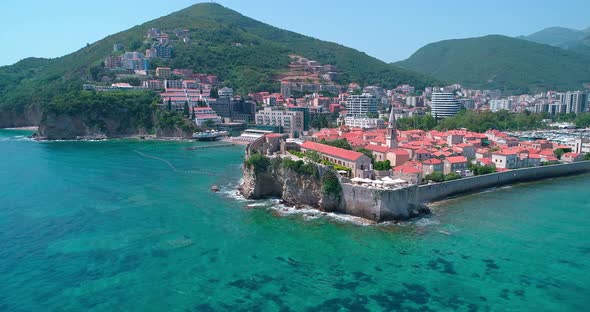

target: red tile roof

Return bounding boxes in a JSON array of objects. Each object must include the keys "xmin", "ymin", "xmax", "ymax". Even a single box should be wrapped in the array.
[
  {"xmin": 363, "ymin": 144, "xmax": 389, "ymax": 153},
  {"xmin": 423, "ymin": 158, "xmax": 442, "ymax": 165},
  {"xmin": 301, "ymin": 141, "xmax": 365, "ymax": 161},
  {"xmin": 444, "ymin": 156, "xmax": 468, "ymax": 164},
  {"xmin": 390, "ymin": 148, "xmax": 409, "ymax": 156}
]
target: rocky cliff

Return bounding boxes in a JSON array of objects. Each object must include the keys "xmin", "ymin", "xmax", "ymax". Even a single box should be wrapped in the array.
[
  {"xmin": 0, "ymin": 104, "xmax": 42, "ymax": 128},
  {"xmin": 36, "ymin": 112, "xmax": 148, "ymax": 140},
  {"xmin": 239, "ymin": 156, "xmax": 341, "ymax": 211},
  {"xmin": 34, "ymin": 111, "xmax": 195, "ymax": 140}
]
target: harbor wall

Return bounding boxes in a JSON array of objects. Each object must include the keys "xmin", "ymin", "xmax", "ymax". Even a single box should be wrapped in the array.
[
  {"xmin": 418, "ymin": 161, "xmax": 590, "ymax": 203},
  {"xmin": 338, "ymin": 183, "xmax": 422, "ymax": 221}
]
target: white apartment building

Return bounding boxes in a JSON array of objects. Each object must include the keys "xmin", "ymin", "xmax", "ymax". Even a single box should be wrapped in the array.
[
  {"xmin": 430, "ymin": 92, "xmax": 461, "ymax": 117},
  {"xmin": 342, "ymin": 117, "xmax": 384, "ymax": 129},
  {"xmin": 255, "ymin": 107, "xmax": 304, "ymax": 135},
  {"xmin": 490, "ymin": 99, "xmax": 513, "ymax": 112},
  {"xmin": 345, "ymin": 93, "xmax": 378, "ymax": 117}
]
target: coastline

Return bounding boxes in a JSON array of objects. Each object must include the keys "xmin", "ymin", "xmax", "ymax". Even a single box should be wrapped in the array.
[{"xmin": 2, "ymin": 126, "xmax": 38, "ymax": 131}]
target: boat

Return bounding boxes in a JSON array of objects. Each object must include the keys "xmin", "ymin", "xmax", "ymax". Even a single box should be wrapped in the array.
[{"xmin": 193, "ymin": 130, "xmax": 229, "ymax": 141}]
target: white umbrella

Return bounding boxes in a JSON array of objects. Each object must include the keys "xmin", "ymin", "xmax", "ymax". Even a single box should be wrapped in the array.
[{"xmin": 392, "ymin": 178, "xmax": 407, "ymax": 184}]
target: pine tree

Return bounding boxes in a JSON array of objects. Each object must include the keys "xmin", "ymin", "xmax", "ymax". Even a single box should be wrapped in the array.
[
  {"xmin": 183, "ymin": 101, "xmax": 189, "ymax": 117},
  {"xmin": 167, "ymin": 98, "xmax": 172, "ymax": 111}
]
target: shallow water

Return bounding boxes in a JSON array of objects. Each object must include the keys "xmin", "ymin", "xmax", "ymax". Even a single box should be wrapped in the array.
[{"xmin": 1, "ymin": 129, "xmax": 589, "ymax": 311}]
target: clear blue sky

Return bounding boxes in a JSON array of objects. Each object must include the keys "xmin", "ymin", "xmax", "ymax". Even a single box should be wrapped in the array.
[{"xmin": 1, "ymin": 0, "xmax": 589, "ymax": 66}]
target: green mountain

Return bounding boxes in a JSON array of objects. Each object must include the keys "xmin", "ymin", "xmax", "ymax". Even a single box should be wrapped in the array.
[
  {"xmin": 518, "ymin": 26, "xmax": 590, "ymax": 49},
  {"xmin": 396, "ymin": 35, "xmax": 590, "ymax": 93},
  {"xmin": 0, "ymin": 2, "xmax": 436, "ymax": 128}
]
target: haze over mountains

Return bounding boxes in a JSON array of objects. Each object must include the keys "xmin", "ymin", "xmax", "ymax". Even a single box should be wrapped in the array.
[
  {"xmin": 395, "ymin": 34, "xmax": 590, "ymax": 93},
  {"xmin": 519, "ymin": 26, "xmax": 590, "ymax": 55}
]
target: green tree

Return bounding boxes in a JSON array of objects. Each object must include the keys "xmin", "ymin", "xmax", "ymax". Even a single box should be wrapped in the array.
[
  {"xmin": 355, "ymin": 148, "xmax": 375, "ymax": 162},
  {"xmin": 183, "ymin": 101, "xmax": 190, "ymax": 117},
  {"xmin": 245, "ymin": 153, "xmax": 271, "ymax": 174},
  {"xmin": 444, "ymin": 173, "xmax": 462, "ymax": 181},
  {"xmin": 320, "ymin": 138, "xmax": 352, "ymax": 150},
  {"xmin": 203, "ymin": 119, "xmax": 216, "ymax": 128},
  {"xmin": 210, "ymin": 87, "xmax": 218, "ymax": 98},
  {"xmin": 374, "ymin": 160, "xmax": 391, "ymax": 171},
  {"xmin": 167, "ymin": 98, "xmax": 172, "ymax": 111},
  {"xmin": 554, "ymin": 148, "xmax": 571, "ymax": 160},
  {"xmin": 425, "ymin": 172, "xmax": 444, "ymax": 182}
]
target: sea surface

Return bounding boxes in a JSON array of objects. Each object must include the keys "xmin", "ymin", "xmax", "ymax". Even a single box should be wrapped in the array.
[{"xmin": 1, "ymin": 129, "xmax": 589, "ymax": 311}]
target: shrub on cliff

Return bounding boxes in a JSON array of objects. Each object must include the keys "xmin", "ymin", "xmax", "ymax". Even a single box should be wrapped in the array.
[
  {"xmin": 245, "ymin": 153, "xmax": 271, "ymax": 174},
  {"xmin": 281, "ymin": 157, "xmax": 318, "ymax": 176},
  {"xmin": 322, "ymin": 170, "xmax": 342, "ymax": 196},
  {"xmin": 155, "ymin": 109, "xmax": 198, "ymax": 132},
  {"xmin": 45, "ymin": 90, "xmax": 158, "ymax": 131}
]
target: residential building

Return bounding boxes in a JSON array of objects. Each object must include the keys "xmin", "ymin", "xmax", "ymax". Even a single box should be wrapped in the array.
[
  {"xmin": 142, "ymin": 80, "xmax": 163, "ymax": 90},
  {"xmin": 490, "ymin": 99, "xmax": 513, "ymax": 112},
  {"xmin": 255, "ymin": 107, "xmax": 304, "ymax": 136},
  {"xmin": 386, "ymin": 149, "xmax": 410, "ymax": 167},
  {"xmin": 561, "ymin": 152, "xmax": 584, "ymax": 163},
  {"xmin": 459, "ymin": 98, "xmax": 475, "ymax": 110},
  {"xmin": 363, "ymin": 144, "xmax": 390, "ymax": 162},
  {"xmin": 491, "ymin": 151, "xmax": 519, "ymax": 169},
  {"xmin": 567, "ymin": 138, "xmax": 590, "ymax": 154},
  {"xmin": 192, "ymin": 107, "xmax": 223, "ymax": 126},
  {"xmin": 560, "ymin": 91, "xmax": 588, "ymax": 113},
  {"xmin": 104, "ymin": 55, "xmax": 122, "ymax": 69},
  {"xmin": 280, "ymin": 81, "xmax": 291, "ymax": 98},
  {"xmin": 345, "ymin": 93, "xmax": 378, "ymax": 117},
  {"xmin": 443, "ymin": 156, "xmax": 469, "ymax": 174},
  {"xmin": 218, "ymin": 87, "xmax": 234, "ymax": 99},
  {"xmin": 156, "ymin": 67, "xmax": 172, "ymax": 79},
  {"xmin": 342, "ymin": 117, "xmax": 384, "ymax": 129},
  {"xmin": 430, "ymin": 92, "xmax": 461, "ymax": 118},
  {"xmin": 422, "ymin": 158, "xmax": 443, "ymax": 175},
  {"xmin": 151, "ymin": 42, "xmax": 173, "ymax": 58},
  {"xmin": 164, "ymin": 80, "xmax": 183, "ymax": 89}
]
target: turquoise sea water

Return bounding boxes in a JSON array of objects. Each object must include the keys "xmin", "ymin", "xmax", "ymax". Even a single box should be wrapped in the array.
[{"xmin": 1, "ymin": 129, "xmax": 589, "ymax": 311}]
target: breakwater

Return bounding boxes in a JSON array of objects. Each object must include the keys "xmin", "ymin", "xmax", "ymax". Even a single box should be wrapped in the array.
[{"xmin": 418, "ymin": 161, "xmax": 590, "ymax": 203}]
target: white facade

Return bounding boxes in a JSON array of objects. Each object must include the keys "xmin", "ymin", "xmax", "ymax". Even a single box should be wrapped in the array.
[
  {"xmin": 345, "ymin": 93, "xmax": 378, "ymax": 117},
  {"xmin": 342, "ymin": 117, "xmax": 384, "ymax": 129},
  {"xmin": 560, "ymin": 91, "xmax": 588, "ymax": 113},
  {"xmin": 218, "ymin": 87, "xmax": 234, "ymax": 99},
  {"xmin": 193, "ymin": 107, "xmax": 223, "ymax": 126},
  {"xmin": 490, "ymin": 99, "xmax": 513, "ymax": 112},
  {"xmin": 255, "ymin": 107, "xmax": 304, "ymax": 135},
  {"xmin": 430, "ymin": 92, "xmax": 461, "ymax": 118}
]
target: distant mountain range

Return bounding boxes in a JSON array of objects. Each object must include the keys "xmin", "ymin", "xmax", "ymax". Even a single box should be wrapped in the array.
[
  {"xmin": 518, "ymin": 26, "xmax": 590, "ymax": 55},
  {"xmin": 396, "ymin": 35, "xmax": 590, "ymax": 93}
]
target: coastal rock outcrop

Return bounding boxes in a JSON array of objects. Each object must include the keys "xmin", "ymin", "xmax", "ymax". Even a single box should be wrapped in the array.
[
  {"xmin": 0, "ymin": 104, "xmax": 42, "ymax": 128},
  {"xmin": 36, "ymin": 112, "xmax": 150, "ymax": 140},
  {"xmin": 240, "ymin": 156, "xmax": 340, "ymax": 211},
  {"xmin": 239, "ymin": 154, "xmax": 429, "ymax": 222}
]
